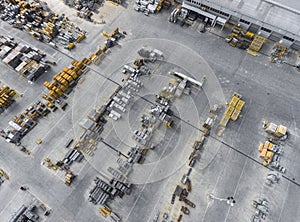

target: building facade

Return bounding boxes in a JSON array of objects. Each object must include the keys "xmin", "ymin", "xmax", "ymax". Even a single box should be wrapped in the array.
[{"xmin": 182, "ymin": 0, "xmax": 300, "ymax": 50}]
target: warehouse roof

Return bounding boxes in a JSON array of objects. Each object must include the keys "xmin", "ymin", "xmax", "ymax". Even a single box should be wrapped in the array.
[{"xmin": 201, "ymin": 0, "xmax": 300, "ymax": 37}]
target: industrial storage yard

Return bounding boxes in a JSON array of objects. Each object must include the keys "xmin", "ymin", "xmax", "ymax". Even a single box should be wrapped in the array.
[{"xmin": 0, "ymin": 0, "xmax": 300, "ymax": 222}]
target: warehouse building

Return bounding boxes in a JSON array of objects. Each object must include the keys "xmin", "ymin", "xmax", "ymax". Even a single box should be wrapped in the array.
[{"xmin": 182, "ymin": 0, "xmax": 300, "ymax": 50}]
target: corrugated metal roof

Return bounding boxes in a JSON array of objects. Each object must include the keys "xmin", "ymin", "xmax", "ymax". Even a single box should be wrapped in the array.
[{"xmin": 201, "ymin": 0, "xmax": 300, "ymax": 36}]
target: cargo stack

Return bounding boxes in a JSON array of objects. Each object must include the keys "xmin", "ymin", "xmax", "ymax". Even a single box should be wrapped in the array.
[
  {"xmin": 0, "ymin": 35, "xmax": 49, "ymax": 81},
  {"xmin": 62, "ymin": 0, "xmax": 102, "ymax": 22},
  {"xmin": 258, "ymin": 141, "xmax": 275, "ymax": 166},
  {"xmin": 65, "ymin": 171, "xmax": 75, "ymax": 186},
  {"xmin": 0, "ymin": 0, "xmax": 86, "ymax": 48},
  {"xmin": 1, "ymin": 100, "xmax": 50, "ymax": 144},
  {"xmin": 217, "ymin": 92, "xmax": 245, "ymax": 136},
  {"xmin": 258, "ymin": 139, "xmax": 285, "ymax": 172},
  {"xmin": 0, "ymin": 85, "xmax": 17, "ymax": 113},
  {"xmin": 44, "ymin": 58, "xmax": 90, "ymax": 99}
]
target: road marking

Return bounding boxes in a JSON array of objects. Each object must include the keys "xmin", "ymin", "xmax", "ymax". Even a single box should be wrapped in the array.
[
  {"xmin": 124, "ymin": 123, "xmax": 186, "ymax": 222},
  {"xmin": 0, "ymin": 189, "xmax": 22, "ymax": 217},
  {"xmin": 224, "ymin": 158, "xmax": 248, "ymax": 222},
  {"xmin": 277, "ymin": 181, "xmax": 290, "ymax": 222},
  {"xmin": 146, "ymin": 176, "xmax": 172, "ymax": 222},
  {"xmin": 30, "ymin": 109, "xmax": 72, "ymax": 154},
  {"xmin": 201, "ymin": 148, "xmax": 232, "ymax": 222}
]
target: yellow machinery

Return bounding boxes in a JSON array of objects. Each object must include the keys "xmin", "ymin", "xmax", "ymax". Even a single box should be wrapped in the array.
[
  {"xmin": 247, "ymin": 35, "xmax": 266, "ymax": 56},
  {"xmin": 102, "ymin": 27, "xmax": 119, "ymax": 39},
  {"xmin": 44, "ymin": 58, "xmax": 90, "ymax": 99},
  {"xmin": 42, "ymin": 94, "xmax": 55, "ymax": 103},
  {"xmin": 133, "ymin": 59, "xmax": 144, "ymax": 68},
  {"xmin": 109, "ymin": 0, "xmax": 121, "ymax": 5},
  {"xmin": 258, "ymin": 141, "xmax": 275, "ymax": 166},
  {"xmin": 99, "ymin": 205, "xmax": 111, "ymax": 218},
  {"xmin": 217, "ymin": 92, "xmax": 245, "ymax": 136},
  {"xmin": 76, "ymin": 33, "xmax": 86, "ymax": 43},
  {"xmin": 102, "ymin": 31, "xmax": 110, "ymax": 39},
  {"xmin": 262, "ymin": 120, "xmax": 287, "ymax": 138},
  {"xmin": 0, "ymin": 169, "xmax": 9, "ymax": 180},
  {"xmin": 0, "ymin": 86, "xmax": 17, "ymax": 110},
  {"xmin": 202, "ymin": 116, "xmax": 214, "ymax": 136},
  {"xmin": 226, "ymin": 26, "xmax": 255, "ymax": 49},
  {"xmin": 270, "ymin": 43, "xmax": 287, "ymax": 63},
  {"xmin": 44, "ymin": 158, "xmax": 58, "ymax": 170},
  {"xmin": 248, "ymin": 35, "xmax": 266, "ymax": 52},
  {"xmin": 66, "ymin": 42, "xmax": 75, "ymax": 50},
  {"xmin": 89, "ymin": 48, "xmax": 105, "ymax": 64},
  {"xmin": 65, "ymin": 171, "xmax": 75, "ymax": 186}
]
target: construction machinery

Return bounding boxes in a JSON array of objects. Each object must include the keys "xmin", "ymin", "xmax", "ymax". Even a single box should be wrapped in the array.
[
  {"xmin": 98, "ymin": 205, "xmax": 111, "ymax": 218},
  {"xmin": 133, "ymin": 59, "xmax": 145, "ymax": 68},
  {"xmin": 202, "ymin": 116, "xmax": 214, "ymax": 136},
  {"xmin": 0, "ymin": 85, "xmax": 17, "ymax": 113},
  {"xmin": 262, "ymin": 120, "xmax": 288, "ymax": 140},
  {"xmin": 225, "ymin": 26, "xmax": 254, "ymax": 50},
  {"xmin": 0, "ymin": 169, "xmax": 9, "ymax": 181},
  {"xmin": 102, "ymin": 28, "xmax": 120, "ymax": 39},
  {"xmin": 44, "ymin": 58, "xmax": 90, "ymax": 99},
  {"xmin": 35, "ymin": 139, "xmax": 42, "ymax": 144},
  {"xmin": 156, "ymin": 0, "xmax": 172, "ymax": 11},
  {"xmin": 76, "ymin": 33, "xmax": 86, "ymax": 43},
  {"xmin": 217, "ymin": 92, "xmax": 245, "ymax": 136},
  {"xmin": 65, "ymin": 42, "xmax": 75, "ymax": 50},
  {"xmin": 44, "ymin": 157, "xmax": 58, "ymax": 170},
  {"xmin": 270, "ymin": 43, "xmax": 287, "ymax": 63},
  {"xmin": 42, "ymin": 94, "xmax": 57, "ymax": 112}
]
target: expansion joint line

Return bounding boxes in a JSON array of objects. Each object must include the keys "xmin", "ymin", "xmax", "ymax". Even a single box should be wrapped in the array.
[{"xmin": 49, "ymin": 42, "xmax": 299, "ymax": 188}]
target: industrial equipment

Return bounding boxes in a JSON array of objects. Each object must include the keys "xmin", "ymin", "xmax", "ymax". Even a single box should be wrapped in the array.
[
  {"xmin": 99, "ymin": 205, "xmax": 111, "ymax": 218},
  {"xmin": 0, "ymin": 169, "xmax": 9, "ymax": 183},
  {"xmin": 270, "ymin": 43, "xmax": 287, "ymax": 63},
  {"xmin": 65, "ymin": 171, "xmax": 75, "ymax": 186},
  {"xmin": 0, "ymin": 85, "xmax": 17, "ymax": 112},
  {"xmin": 252, "ymin": 198, "xmax": 269, "ymax": 221},
  {"xmin": 225, "ymin": 26, "xmax": 255, "ymax": 49},
  {"xmin": 258, "ymin": 141, "xmax": 275, "ymax": 166},
  {"xmin": 0, "ymin": 1, "xmax": 86, "ymax": 48},
  {"xmin": 217, "ymin": 92, "xmax": 245, "ymax": 136},
  {"xmin": 65, "ymin": 43, "xmax": 75, "ymax": 50},
  {"xmin": 247, "ymin": 35, "xmax": 266, "ymax": 56},
  {"xmin": 262, "ymin": 120, "xmax": 287, "ymax": 139},
  {"xmin": 102, "ymin": 28, "xmax": 120, "ymax": 39}
]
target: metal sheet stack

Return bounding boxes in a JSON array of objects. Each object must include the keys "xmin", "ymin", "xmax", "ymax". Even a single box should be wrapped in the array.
[
  {"xmin": 64, "ymin": 149, "xmax": 84, "ymax": 165},
  {"xmin": 88, "ymin": 177, "xmax": 113, "ymax": 205},
  {"xmin": 0, "ymin": 0, "xmax": 86, "ymax": 48},
  {"xmin": 88, "ymin": 177, "xmax": 132, "ymax": 205}
]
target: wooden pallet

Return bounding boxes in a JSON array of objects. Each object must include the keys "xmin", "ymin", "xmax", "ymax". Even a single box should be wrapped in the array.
[{"xmin": 249, "ymin": 35, "xmax": 266, "ymax": 51}]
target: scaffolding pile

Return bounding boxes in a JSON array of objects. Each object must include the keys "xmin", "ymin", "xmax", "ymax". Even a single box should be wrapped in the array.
[
  {"xmin": 63, "ymin": 0, "xmax": 103, "ymax": 22},
  {"xmin": 0, "ymin": 0, "xmax": 86, "ymax": 48}
]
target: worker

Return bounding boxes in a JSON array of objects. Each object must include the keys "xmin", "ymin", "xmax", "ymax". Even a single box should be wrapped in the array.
[
  {"xmin": 227, "ymin": 196, "xmax": 236, "ymax": 206},
  {"xmin": 20, "ymin": 186, "xmax": 28, "ymax": 191}
]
